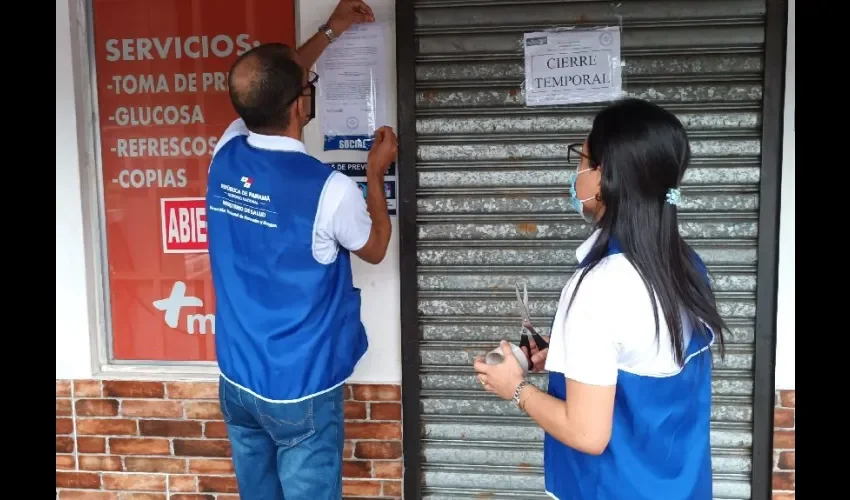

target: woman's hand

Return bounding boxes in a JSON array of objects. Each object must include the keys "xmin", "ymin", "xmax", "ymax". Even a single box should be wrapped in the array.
[
  {"xmin": 472, "ymin": 341, "xmax": 526, "ymax": 401},
  {"xmin": 522, "ymin": 331, "xmax": 550, "ymax": 373}
]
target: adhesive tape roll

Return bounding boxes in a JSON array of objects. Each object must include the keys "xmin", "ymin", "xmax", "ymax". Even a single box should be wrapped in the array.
[{"xmin": 483, "ymin": 342, "xmax": 529, "ymax": 374}]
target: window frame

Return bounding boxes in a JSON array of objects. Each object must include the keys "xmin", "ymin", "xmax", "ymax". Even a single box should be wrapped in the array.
[{"xmin": 74, "ymin": 0, "xmax": 304, "ymax": 378}]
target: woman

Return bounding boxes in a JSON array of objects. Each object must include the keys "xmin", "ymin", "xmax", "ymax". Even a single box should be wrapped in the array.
[{"xmin": 473, "ymin": 98, "xmax": 727, "ymax": 500}]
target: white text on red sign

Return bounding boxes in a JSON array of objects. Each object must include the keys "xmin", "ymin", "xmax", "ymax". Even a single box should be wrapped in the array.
[{"xmin": 160, "ymin": 197, "xmax": 208, "ymax": 253}]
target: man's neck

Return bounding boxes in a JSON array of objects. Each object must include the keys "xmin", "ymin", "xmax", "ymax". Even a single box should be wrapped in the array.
[
  {"xmin": 281, "ymin": 126, "xmax": 303, "ymax": 142},
  {"xmin": 252, "ymin": 126, "xmax": 303, "ymax": 143}
]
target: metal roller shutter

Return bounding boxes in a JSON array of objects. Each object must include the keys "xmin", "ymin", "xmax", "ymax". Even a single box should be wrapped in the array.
[{"xmin": 410, "ymin": 1, "xmax": 767, "ymax": 498}]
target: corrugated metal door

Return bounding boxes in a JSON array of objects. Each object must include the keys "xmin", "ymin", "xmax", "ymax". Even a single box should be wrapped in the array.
[{"xmin": 412, "ymin": 1, "xmax": 766, "ymax": 498}]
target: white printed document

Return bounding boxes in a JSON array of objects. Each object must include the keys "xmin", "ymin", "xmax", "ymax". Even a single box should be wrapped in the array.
[
  {"xmin": 524, "ymin": 27, "xmax": 623, "ymax": 106},
  {"xmin": 316, "ymin": 22, "xmax": 389, "ymax": 151}
]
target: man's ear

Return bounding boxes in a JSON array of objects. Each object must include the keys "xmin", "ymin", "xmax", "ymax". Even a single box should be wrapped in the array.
[{"xmin": 292, "ymin": 96, "xmax": 305, "ymax": 123}]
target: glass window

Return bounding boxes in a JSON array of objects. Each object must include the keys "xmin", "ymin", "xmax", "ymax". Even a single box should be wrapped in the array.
[{"xmin": 90, "ymin": 0, "xmax": 296, "ymax": 363}]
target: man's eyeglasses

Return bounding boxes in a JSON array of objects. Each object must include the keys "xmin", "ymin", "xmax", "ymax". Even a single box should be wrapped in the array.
[
  {"xmin": 285, "ymin": 71, "xmax": 319, "ymax": 107},
  {"xmin": 305, "ymin": 71, "xmax": 319, "ymax": 88}
]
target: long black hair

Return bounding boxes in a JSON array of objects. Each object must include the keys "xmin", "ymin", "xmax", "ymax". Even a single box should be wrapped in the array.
[{"xmin": 566, "ymin": 98, "xmax": 726, "ymax": 365}]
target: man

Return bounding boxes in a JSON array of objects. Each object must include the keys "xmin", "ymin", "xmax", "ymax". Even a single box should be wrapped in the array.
[{"xmin": 204, "ymin": 1, "xmax": 397, "ymax": 498}]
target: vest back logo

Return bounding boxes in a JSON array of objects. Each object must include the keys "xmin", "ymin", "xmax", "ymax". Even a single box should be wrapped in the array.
[{"xmin": 152, "ymin": 281, "xmax": 216, "ymax": 335}]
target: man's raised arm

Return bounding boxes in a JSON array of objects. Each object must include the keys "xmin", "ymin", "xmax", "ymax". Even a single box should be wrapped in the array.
[{"xmin": 295, "ymin": 0, "xmax": 375, "ymax": 69}]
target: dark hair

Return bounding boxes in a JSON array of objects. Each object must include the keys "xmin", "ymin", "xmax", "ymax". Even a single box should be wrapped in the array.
[
  {"xmin": 227, "ymin": 43, "xmax": 303, "ymax": 132},
  {"xmin": 567, "ymin": 98, "xmax": 727, "ymax": 365}
]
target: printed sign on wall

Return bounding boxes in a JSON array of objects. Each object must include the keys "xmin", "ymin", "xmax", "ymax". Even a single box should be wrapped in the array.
[
  {"xmin": 327, "ymin": 162, "xmax": 397, "ymax": 216},
  {"xmin": 92, "ymin": 0, "xmax": 295, "ymax": 361},
  {"xmin": 317, "ymin": 23, "xmax": 389, "ymax": 151},
  {"xmin": 523, "ymin": 27, "xmax": 623, "ymax": 106},
  {"xmin": 160, "ymin": 197, "xmax": 208, "ymax": 254}
]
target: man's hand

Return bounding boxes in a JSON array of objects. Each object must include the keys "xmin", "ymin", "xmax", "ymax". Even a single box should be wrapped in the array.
[
  {"xmin": 367, "ymin": 126, "xmax": 398, "ymax": 179},
  {"xmin": 296, "ymin": 1, "xmax": 374, "ymax": 71},
  {"xmin": 353, "ymin": 125, "xmax": 395, "ymax": 265},
  {"xmin": 328, "ymin": 0, "xmax": 376, "ymax": 35}
]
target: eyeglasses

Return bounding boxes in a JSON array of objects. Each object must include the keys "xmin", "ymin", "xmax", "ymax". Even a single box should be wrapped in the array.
[
  {"xmin": 305, "ymin": 71, "xmax": 319, "ymax": 87},
  {"xmin": 567, "ymin": 142, "xmax": 597, "ymax": 167},
  {"xmin": 284, "ymin": 71, "xmax": 319, "ymax": 107}
]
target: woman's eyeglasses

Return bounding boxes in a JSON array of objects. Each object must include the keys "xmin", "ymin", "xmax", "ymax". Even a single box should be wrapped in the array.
[{"xmin": 567, "ymin": 142, "xmax": 597, "ymax": 167}]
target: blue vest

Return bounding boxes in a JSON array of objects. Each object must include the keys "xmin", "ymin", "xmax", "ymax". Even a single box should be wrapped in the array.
[
  {"xmin": 545, "ymin": 239, "xmax": 714, "ymax": 499},
  {"xmin": 205, "ymin": 136, "xmax": 368, "ymax": 401}
]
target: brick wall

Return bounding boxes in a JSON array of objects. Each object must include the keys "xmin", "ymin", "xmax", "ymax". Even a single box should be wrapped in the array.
[
  {"xmin": 56, "ymin": 380, "xmax": 403, "ymax": 499},
  {"xmin": 57, "ymin": 379, "xmax": 795, "ymax": 499},
  {"xmin": 773, "ymin": 390, "xmax": 795, "ymax": 499}
]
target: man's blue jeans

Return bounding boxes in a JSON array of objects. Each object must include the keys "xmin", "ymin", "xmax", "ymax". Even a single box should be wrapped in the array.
[{"xmin": 218, "ymin": 377, "xmax": 345, "ymax": 499}]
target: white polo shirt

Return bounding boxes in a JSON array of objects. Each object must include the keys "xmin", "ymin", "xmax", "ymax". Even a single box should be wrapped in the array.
[
  {"xmin": 212, "ymin": 118, "xmax": 373, "ymax": 264},
  {"xmin": 543, "ymin": 229, "xmax": 717, "ymax": 500},
  {"xmin": 545, "ymin": 229, "xmax": 712, "ymax": 385}
]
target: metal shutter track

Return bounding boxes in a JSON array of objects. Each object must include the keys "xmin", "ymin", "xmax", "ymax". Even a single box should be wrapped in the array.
[{"xmin": 413, "ymin": 1, "xmax": 766, "ymax": 498}]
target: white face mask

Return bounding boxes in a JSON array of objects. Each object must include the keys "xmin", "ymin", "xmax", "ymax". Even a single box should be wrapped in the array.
[{"xmin": 568, "ymin": 167, "xmax": 596, "ymax": 223}]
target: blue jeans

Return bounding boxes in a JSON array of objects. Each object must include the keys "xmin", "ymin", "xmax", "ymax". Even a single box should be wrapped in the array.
[{"xmin": 218, "ymin": 377, "xmax": 345, "ymax": 500}]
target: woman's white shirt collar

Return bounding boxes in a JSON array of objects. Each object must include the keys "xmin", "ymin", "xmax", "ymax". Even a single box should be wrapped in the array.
[{"xmin": 575, "ymin": 229, "xmax": 602, "ymax": 263}]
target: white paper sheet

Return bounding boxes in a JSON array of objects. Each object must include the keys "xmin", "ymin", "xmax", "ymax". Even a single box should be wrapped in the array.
[
  {"xmin": 524, "ymin": 27, "xmax": 623, "ymax": 106},
  {"xmin": 316, "ymin": 22, "xmax": 388, "ymax": 151}
]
